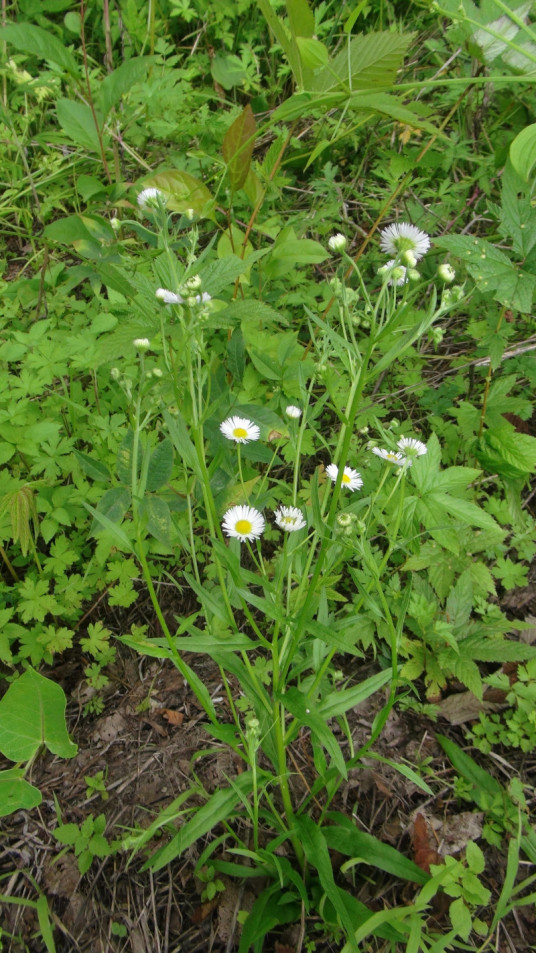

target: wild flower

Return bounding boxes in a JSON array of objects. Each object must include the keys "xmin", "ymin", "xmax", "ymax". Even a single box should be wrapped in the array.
[
  {"xmin": 379, "ymin": 222, "xmax": 431, "ymax": 261},
  {"xmin": 220, "ymin": 416, "xmax": 260, "ymax": 444},
  {"xmin": 274, "ymin": 506, "xmax": 306, "ymax": 532},
  {"xmin": 397, "ymin": 436, "xmax": 427, "ymax": 462},
  {"xmin": 137, "ymin": 187, "xmax": 166, "ymax": 209},
  {"xmin": 285, "ymin": 405, "xmax": 302, "ymax": 419},
  {"xmin": 222, "ymin": 505, "xmax": 265, "ymax": 541},
  {"xmin": 328, "ymin": 233, "xmax": 347, "ymax": 253},
  {"xmin": 133, "ymin": 338, "xmax": 150, "ymax": 350},
  {"xmin": 372, "ymin": 447, "xmax": 406, "ymax": 465},
  {"xmin": 156, "ymin": 288, "xmax": 183, "ymax": 304},
  {"xmin": 438, "ymin": 263, "xmax": 456, "ymax": 283},
  {"xmin": 325, "ymin": 464, "xmax": 363, "ymax": 491}
]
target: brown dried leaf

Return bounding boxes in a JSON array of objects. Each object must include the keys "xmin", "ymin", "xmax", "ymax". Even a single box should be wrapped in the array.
[
  {"xmin": 437, "ymin": 691, "xmax": 506, "ymax": 726},
  {"xmin": 159, "ymin": 708, "xmax": 184, "ymax": 726}
]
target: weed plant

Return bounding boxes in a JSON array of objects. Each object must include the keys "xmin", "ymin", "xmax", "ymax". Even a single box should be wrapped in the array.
[{"xmin": 1, "ymin": 0, "xmax": 536, "ymax": 950}]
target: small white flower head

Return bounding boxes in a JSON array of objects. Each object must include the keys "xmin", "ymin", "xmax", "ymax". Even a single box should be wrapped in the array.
[
  {"xmin": 397, "ymin": 436, "xmax": 427, "ymax": 463},
  {"xmin": 379, "ymin": 222, "xmax": 431, "ymax": 261},
  {"xmin": 133, "ymin": 337, "xmax": 150, "ymax": 351},
  {"xmin": 110, "ymin": 216, "xmax": 121, "ymax": 232},
  {"xmin": 378, "ymin": 260, "xmax": 408, "ymax": 286},
  {"xmin": 152, "ymin": 368, "xmax": 163, "ymax": 378},
  {"xmin": 185, "ymin": 274, "xmax": 202, "ymax": 292},
  {"xmin": 222, "ymin": 505, "xmax": 265, "ymax": 542},
  {"xmin": 326, "ymin": 464, "xmax": 363, "ymax": 492},
  {"xmin": 372, "ymin": 447, "xmax": 406, "ymax": 466},
  {"xmin": 401, "ymin": 249, "xmax": 417, "ymax": 268},
  {"xmin": 438, "ymin": 263, "xmax": 456, "ymax": 283},
  {"xmin": 196, "ymin": 292, "xmax": 211, "ymax": 304},
  {"xmin": 328, "ymin": 232, "xmax": 347, "ymax": 254},
  {"xmin": 137, "ymin": 187, "xmax": 166, "ymax": 210},
  {"xmin": 274, "ymin": 506, "xmax": 306, "ymax": 532},
  {"xmin": 156, "ymin": 288, "xmax": 183, "ymax": 305},
  {"xmin": 408, "ymin": 268, "xmax": 420, "ymax": 282},
  {"xmin": 285, "ymin": 405, "xmax": 302, "ymax": 419},
  {"xmin": 220, "ymin": 416, "xmax": 260, "ymax": 444},
  {"xmin": 110, "ymin": 367, "xmax": 120, "ymax": 381},
  {"xmin": 336, "ymin": 512, "xmax": 356, "ymax": 528}
]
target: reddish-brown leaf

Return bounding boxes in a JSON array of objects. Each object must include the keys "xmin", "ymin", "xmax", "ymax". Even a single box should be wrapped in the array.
[{"xmin": 222, "ymin": 104, "xmax": 256, "ymax": 192}]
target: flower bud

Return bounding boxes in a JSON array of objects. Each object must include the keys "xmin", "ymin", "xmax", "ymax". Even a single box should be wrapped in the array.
[
  {"xmin": 438, "ymin": 263, "xmax": 456, "ymax": 283},
  {"xmin": 328, "ymin": 232, "xmax": 347, "ymax": 253}
]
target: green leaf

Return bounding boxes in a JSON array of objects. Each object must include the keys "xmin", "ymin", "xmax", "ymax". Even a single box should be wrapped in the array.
[
  {"xmin": 0, "ymin": 769, "xmax": 42, "ymax": 817},
  {"xmin": 74, "ymin": 450, "xmax": 111, "ymax": 483},
  {"xmin": 476, "ymin": 427, "xmax": 536, "ymax": 480},
  {"xmin": 145, "ymin": 771, "xmax": 257, "ymax": 872},
  {"xmin": 324, "ymin": 812, "xmax": 429, "ymax": 884},
  {"xmin": 56, "ymin": 99, "xmax": 102, "ymax": 153},
  {"xmin": 98, "ymin": 56, "xmax": 154, "ymax": 116},
  {"xmin": 140, "ymin": 170, "xmax": 214, "ymax": 219},
  {"xmin": 0, "ymin": 22, "xmax": 79, "ymax": 75},
  {"xmin": 435, "ymin": 235, "xmax": 536, "ymax": 313},
  {"xmin": 146, "ymin": 439, "xmax": 173, "ymax": 492},
  {"xmin": 0, "ymin": 668, "xmax": 77, "ymax": 762},
  {"xmin": 317, "ymin": 669, "xmax": 392, "ymax": 719},
  {"xmin": 211, "ymin": 52, "xmax": 247, "ymax": 89},
  {"xmin": 139, "ymin": 496, "xmax": 174, "ymax": 546},
  {"xmin": 283, "ymin": 688, "xmax": 347, "ymax": 777},
  {"xmin": 449, "ymin": 898, "xmax": 473, "ymax": 941},
  {"xmin": 222, "ymin": 105, "xmax": 257, "ymax": 192},
  {"xmin": 44, "ymin": 214, "xmax": 94, "ymax": 245},
  {"xmin": 296, "ymin": 36, "xmax": 329, "ymax": 69},
  {"xmin": 295, "ymin": 815, "xmax": 358, "ymax": 950},
  {"xmin": 286, "ymin": 0, "xmax": 315, "ymax": 38},
  {"xmin": 510, "ymin": 123, "xmax": 536, "ymax": 184},
  {"xmin": 312, "ymin": 31, "xmax": 412, "ymax": 93},
  {"xmin": 437, "ymin": 734, "xmax": 503, "ymax": 808},
  {"xmin": 227, "ymin": 327, "xmax": 245, "ymax": 385}
]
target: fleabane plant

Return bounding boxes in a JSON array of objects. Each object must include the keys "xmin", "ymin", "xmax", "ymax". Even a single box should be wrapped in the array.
[{"xmin": 97, "ymin": 201, "xmax": 515, "ymax": 942}]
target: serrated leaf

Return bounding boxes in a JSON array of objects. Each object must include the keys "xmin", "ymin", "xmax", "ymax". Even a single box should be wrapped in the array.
[
  {"xmin": 211, "ymin": 52, "xmax": 247, "ymax": 89},
  {"xmin": 435, "ymin": 234, "xmax": 536, "ymax": 313},
  {"xmin": 476, "ymin": 427, "xmax": 536, "ymax": 480},
  {"xmin": 227, "ymin": 327, "xmax": 245, "ymax": 385},
  {"xmin": 74, "ymin": 450, "xmax": 111, "ymax": 482},
  {"xmin": 312, "ymin": 30, "xmax": 412, "ymax": 93},
  {"xmin": 0, "ymin": 668, "xmax": 77, "ymax": 762},
  {"xmin": 222, "ymin": 105, "xmax": 256, "ymax": 192},
  {"xmin": 98, "ymin": 56, "xmax": 154, "ymax": 116}
]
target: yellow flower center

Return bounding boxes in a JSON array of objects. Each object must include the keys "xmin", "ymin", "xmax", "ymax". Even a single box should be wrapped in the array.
[
  {"xmin": 342, "ymin": 473, "xmax": 351, "ymax": 483},
  {"xmin": 282, "ymin": 516, "xmax": 295, "ymax": 525},
  {"xmin": 235, "ymin": 519, "xmax": 252, "ymax": 535},
  {"xmin": 233, "ymin": 427, "xmax": 248, "ymax": 438}
]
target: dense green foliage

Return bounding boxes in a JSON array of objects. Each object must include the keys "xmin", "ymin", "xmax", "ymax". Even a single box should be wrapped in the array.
[{"xmin": 1, "ymin": 0, "xmax": 536, "ymax": 950}]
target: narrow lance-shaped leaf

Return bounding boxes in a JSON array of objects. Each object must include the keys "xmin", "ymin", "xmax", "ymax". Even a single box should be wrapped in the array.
[{"xmin": 222, "ymin": 105, "xmax": 257, "ymax": 193}]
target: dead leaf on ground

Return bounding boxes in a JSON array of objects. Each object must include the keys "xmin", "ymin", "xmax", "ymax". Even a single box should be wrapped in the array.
[
  {"xmin": 158, "ymin": 708, "xmax": 184, "ymax": 726},
  {"xmin": 90, "ymin": 712, "xmax": 127, "ymax": 744},
  {"xmin": 428, "ymin": 811, "xmax": 484, "ymax": 855},
  {"xmin": 412, "ymin": 813, "xmax": 440, "ymax": 873},
  {"xmin": 437, "ymin": 691, "xmax": 506, "ymax": 726}
]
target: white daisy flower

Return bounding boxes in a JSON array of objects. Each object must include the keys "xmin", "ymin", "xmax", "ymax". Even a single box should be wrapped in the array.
[
  {"xmin": 222, "ymin": 505, "xmax": 265, "ymax": 542},
  {"xmin": 397, "ymin": 436, "xmax": 427, "ymax": 460},
  {"xmin": 285, "ymin": 405, "xmax": 302, "ymax": 419},
  {"xmin": 328, "ymin": 233, "xmax": 347, "ymax": 253},
  {"xmin": 137, "ymin": 187, "xmax": 166, "ymax": 209},
  {"xmin": 274, "ymin": 506, "xmax": 306, "ymax": 532},
  {"xmin": 372, "ymin": 447, "xmax": 406, "ymax": 466},
  {"xmin": 325, "ymin": 464, "xmax": 363, "ymax": 492},
  {"xmin": 379, "ymin": 223, "xmax": 431, "ymax": 261},
  {"xmin": 220, "ymin": 416, "xmax": 260, "ymax": 444},
  {"xmin": 156, "ymin": 288, "xmax": 183, "ymax": 304}
]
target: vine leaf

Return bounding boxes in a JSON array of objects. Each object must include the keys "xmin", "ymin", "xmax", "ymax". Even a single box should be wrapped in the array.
[{"xmin": 0, "ymin": 668, "xmax": 77, "ymax": 762}]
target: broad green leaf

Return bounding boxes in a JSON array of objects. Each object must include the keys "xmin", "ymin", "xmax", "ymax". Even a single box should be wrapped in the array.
[
  {"xmin": 116, "ymin": 430, "xmax": 141, "ymax": 484},
  {"xmin": 0, "ymin": 22, "xmax": 79, "ymax": 75},
  {"xmin": 0, "ymin": 769, "xmax": 42, "ymax": 817},
  {"xmin": 476, "ymin": 427, "xmax": 536, "ymax": 480},
  {"xmin": 238, "ymin": 886, "xmax": 300, "ymax": 953},
  {"xmin": 139, "ymin": 496, "xmax": 174, "ymax": 546},
  {"xmin": 140, "ymin": 170, "xmax": 214, "ymax": 219},
  {"xmin": 98, "ymin": 56, "xmax": 154, "ymax": 117},
  {"xmin": 145, "ymin": 771, "xmax": 257, "ymax": 871},
  {"xmin": 44, "ymin": 215, "xmax": 94, "ymax": 245},
  {"xmin": 296, "ymin": 36, "xmax": 329, "ymax": 69},
  {"xmin": 312, "ymin": 31, "xmax": 412, "ymax": 92},
  {"xmin": 427, "ymin": 493, "xmax": 503, "ymax": 536},
  {"xmin": 85, "ymin": 497, "xmax": 134, "ymax": 552},
  {"xmin": 286, "ymin": 0, "xmax": 315, "ymax": 38},
  {"xmin": 0, "ymin": 668, "xmax": 77, "ymax": 762},
  {"xmin": 510, "ymin": 123, "xmax": 536, "ymax": 183},
  {"xmin": 74, "ymin": 450, "xmax": 111, "ymax": 483},
  {"xmin": 222, "ymin": 105, "xmax": 256, "ymax": 192},
  {"xmin": 435, "ymin": 234, "xmax": 536, "ymax": 313},
  {"xmin": 499, "ymin": 162, "xmax": 536, "ymax": 257},
  {"xmin": 146, "ymin": 439, "xmax": 173, "ymax": 492},
  {"xmin": 324, "ymin": 812, "xmax": 429, "ymax": 884},
  {"xmin": 56, "ymin": 100, "xmax": 102, "ymax": 154}
]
